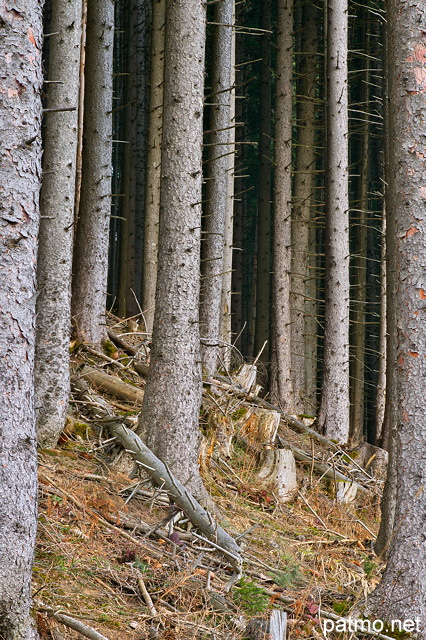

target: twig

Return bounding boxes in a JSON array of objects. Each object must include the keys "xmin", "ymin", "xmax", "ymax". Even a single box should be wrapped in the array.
[
  {"xmin": 297, "ymin": 491, "xmax": 348, "ymax": 539},
  {"xmin": 137, "ymin": 577, "xmax": 157, "ymax": 615}
]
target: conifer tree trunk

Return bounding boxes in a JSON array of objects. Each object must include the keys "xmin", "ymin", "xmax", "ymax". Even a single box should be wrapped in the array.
[
  {"xmin": 200, "ymin": 0, "xmax": 234, "ymax": 375},
  {"xmin": 271, "ymin": 0, "xmax": 294, "ymax": 411},
  {"xmin": 142, "ymin": 0, "xmax": 165, "ymax": 333},
  {"xmin": 0, "ymin": 3, "xmax": 43, "ymax": 637},
  {"xmin": 349, "ymin": 19, "xmax": 370, "ymax": 446},
  {"xmin": 291, "ymin": 1, "xmax": 318, "ymax": 415},
  {"xmin": 72, "ymin": 0, "xmax": 114, "ymax": 344},
  {"xmin": 35, "ymin": 0, "xmax": 82, "ymax": 447},
  {"xmin": 118, "ymin": 0, "xmax": 150, "ymax": 318},
  {"xmin": 220, "ymin": 0, "xmax": 236, "ymax": 368},
  {"xmin": 317, "ymin": 0, "xmax": 350, "ymax": 442},
  {"xmin": 137, "ymin": 0, "xmax": 207, "ymax": 497},
  {"xmin": 366, "ymin": 0, "xmax": 426, "ymax": 626},
  {"xmin": 254, "ymin": 2, "xmax": 272, "ymax": 364}
]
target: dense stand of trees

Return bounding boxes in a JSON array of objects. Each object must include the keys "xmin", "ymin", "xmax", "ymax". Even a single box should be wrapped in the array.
[{"xmin": 1, "ymin": 0, "xmax": 426, "ymax": 635}]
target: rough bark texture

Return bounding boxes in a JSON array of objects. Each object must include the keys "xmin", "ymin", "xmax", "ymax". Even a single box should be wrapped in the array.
[
  {"xmin": 220, "ymin": 0, "xmax": 236, "ymax": 369},
  {"xmin": 35, "ymin": 0, "xmax": 82, "ymax": 447},
  {"xmin": 349, "ymin": 22, "xmax": 369, "ymax": 446},
  {"xmin": 317, "ymin": 0, "xmax": 350, "ymax": 443},
  {"xmin": 118, "ymin": 0, "xmax": 150, "ymax": 318},
  {"xmin": 142, "ymin": 0, "xmax": 165, "ymax": 332},
  {"xmin": 291, "ymin": 2, "xmax": 318, "ymax": 415},
  {"xmin": 0, "ymin": 3, "xmax": 42, "ymax": 638},
  {"xmin": 254, "ymin": 3, "xmax": 272, "ymax": 364},
  {"xmin": 270, "ymin": 0, "xmax": 294, "ymax": 411},
  {"xmin": 72, "ymin": 0, "xmax": 114, "ymax": 344},
  {"xmin": 365, "ymin": 1, "xmax": 426, "ymax": 630},
  {"xmin": 200, "ymin": 0, "xmax": 234, "ymax": 375},
  {"xmin": 137, "ymin": 0, "xmax": 207, "ymax": 498}
]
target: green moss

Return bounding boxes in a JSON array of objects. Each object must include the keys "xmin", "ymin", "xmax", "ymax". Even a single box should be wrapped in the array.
[{"xmin": 102, "ymin": 340, "xmax": 117, "ymax": 358}]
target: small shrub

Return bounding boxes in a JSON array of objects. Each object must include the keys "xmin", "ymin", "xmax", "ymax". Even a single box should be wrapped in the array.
[{"xmin": 233, "ymin": 578, "xmax": 270, "ymax": 614}]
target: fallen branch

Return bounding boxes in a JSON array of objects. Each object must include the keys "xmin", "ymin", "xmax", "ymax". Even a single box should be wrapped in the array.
[
  {"xmin": 105, "ymin": 419, "xmax": 242, "ymax": 570},
  {"xmin": 72, "ymin": 375, "xmax": 243, "ymax": 572},
  {"xmin": 137, "ymin": 577, "xmax": 157, "ymax": 615},
  {"xmin": 80, "ymin": 365, "xmax": 144, "ymax": 405},
  {"xmin": 37, "ymin": 605, "xmax": 111, "ymax": 640}
]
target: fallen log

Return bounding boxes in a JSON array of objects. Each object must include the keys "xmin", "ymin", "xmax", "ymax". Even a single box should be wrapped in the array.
[
  {"xmin": 80, "ymin": 365, "xmax": 144, "ymax": 405},
  {"xmin": 72, "ymin": 375, "xmax": 243, "ymax": 573}
]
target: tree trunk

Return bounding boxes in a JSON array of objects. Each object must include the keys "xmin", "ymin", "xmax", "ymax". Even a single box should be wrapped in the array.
[
  {"xmin": 365, "ymin": 0, "xmax": 426, "ymax": 628},
  {"xmin": 270, "ymin": 0, "xmax": 294, "ymax": 412},
  {"xmin": 291, "ymin": 1, "xmax": 318, "ymax": 415},
  {"xmin": 35, "ymin": 0, "xmax": 82, "ymax": 448},
  {"xmin": 200, "ymin": 0, "xmax": 235, "ymax": 375},
  {"xmin": 72, "ymin": 0, "xmax": 114, "ymax": 344},
  {"xmin": 137, "ymin": 0, "xmax": 207, "ymax": 498},
  {"xmin": 118, "ymin": 0, "xmax": 150, "ymax": 319},
  {"xmin": 254, "ymin": 2, "xmax": 272, "ymax": 365},
  {"xmin": 0, "ymin": 3, "xmax": 42, "ymax": 637},
  {"xmin": 142, "ymin": 0, "xmax": 165, "ymax": 333},
  {"xmin": 220, "ymin": 0, "xmax": 236, "ymax": 369},
  {"xmin": 317, "ymin": 0, "xmax": 350, "ymax": 443}
]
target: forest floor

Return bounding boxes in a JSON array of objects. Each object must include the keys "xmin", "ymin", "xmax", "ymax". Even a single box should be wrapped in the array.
[{"xmin": 34, "ymin": 319, "xmax": 386, "ymax": 640}]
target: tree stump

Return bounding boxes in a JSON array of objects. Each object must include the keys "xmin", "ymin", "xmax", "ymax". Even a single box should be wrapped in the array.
[{"xmin": 245, "ymin": 610, "xmax": 287, "ymax": 640}]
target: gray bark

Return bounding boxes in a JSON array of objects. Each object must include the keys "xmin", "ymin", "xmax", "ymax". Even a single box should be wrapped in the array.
[
  {"xmin": 349, "ymin": 22, "xmax": 369, "ymax": 446},
  {"xmin": 118, "ymin": 0, "xmax": 150, "ymax": 318},
  {"xmin": 142, "ymin": 0, "xmax": 165, "ymax": 332},
  {"xmin": 220, "ymin": 1, "xmax": 236, "ymax": 369},
  {"xmin": 318, "ymin": 0, "xmax": 350, "ymax": 443},
  {"xmin": 291, "ymin": 2, "xmax": 318, "ymax": 415},
  {"xmin": 200, "ymin": 0, "xmax": 234, "ymax": 375},
  {"xmin": 270, "ymin": 0, "xmax": 294, "ymax": 411},
  {"xmin": 35, "ymin": 0, "xmax": 82, "ymax": 447},
  {"xmin": 365, "ymin": 1, "xmax": 426, "ymax": 630},
  {"xmin": 0, "ymin": 2, "xmax": 43, "ymax": 638},
  {"xmin": 254, "ymin": 3, "xmax": 272, "ymax": 364},
  {"xmin": 137, "ymin": 0, "xmax": 207, "ymax": 498},
  {"xmin": 72, "ymin": 0, "xmax": 114, "ymax": 344}
]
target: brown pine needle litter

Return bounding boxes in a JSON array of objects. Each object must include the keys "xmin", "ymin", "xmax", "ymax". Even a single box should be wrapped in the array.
[{"xmin": 34, "ymin": 327, "xmax": 384, "ymax": 640}]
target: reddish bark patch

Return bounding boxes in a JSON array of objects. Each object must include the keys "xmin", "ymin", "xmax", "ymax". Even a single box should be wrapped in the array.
[
  {"xmin": 28, "ymin": 27, "xmax": 36, "ymax": 47},
  {"xmin": 405, "ymin": 225, "xmax": 419, "ymax": 237}
]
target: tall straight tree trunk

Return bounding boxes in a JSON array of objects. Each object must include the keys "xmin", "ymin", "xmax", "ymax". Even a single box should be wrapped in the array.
[
  {"xmin": 375, "ymin": 212, "xmax": 387, "ymax": 441},
  {"xmin": 349, "ymin": 34, "xmax": 370, "ymax": 446},
  {"xmin": 35, "ymin": 0, "xmax": 82, "ymax": 447},
  {"xmin": 254, "ymin": 1, "xmax": 272, "ymax": 364},
  {"xmin": 366, "ymin": 0, "xmax": 426, "ymax": 625},
  {"xmin": 291, "ymin": 0, "xmax": 318, "ymax": 415},
  {"xmin": 220, "ymin": 0, "xmax": 236, "ymax": 368},
  {"xmin": 72, "ymin": 0, "xmax": 114, "ymax": 344},
  {"xmin": 137, "ymin": 0, "xmax": 207, "ymax": 497},
  {"xmin": 142, "ymin": 0, "xmax": 165, "ymax": 332},
  {"xmin": 200, "ymin": 0, "xmax": 234, "ymax": 375},
  {"xmin": 118, "ymin": 0, "xmax": 150, "ymax": 319},
  {"xmin": 0, "ymin": 3, "xmax": 42, "ymax": 637},
  {"xmin": 271, "ymin": 0, "xmax": 294, "ymax": 411},
  {"xmin": 317, "ymin": 0, "xmax": 350, "ymax": 443}
]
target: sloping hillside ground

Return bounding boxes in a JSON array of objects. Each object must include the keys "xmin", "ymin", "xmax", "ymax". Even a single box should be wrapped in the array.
[{"xmin": 34, "ymin": 319, "xmax": 386, "ymax": 640}]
